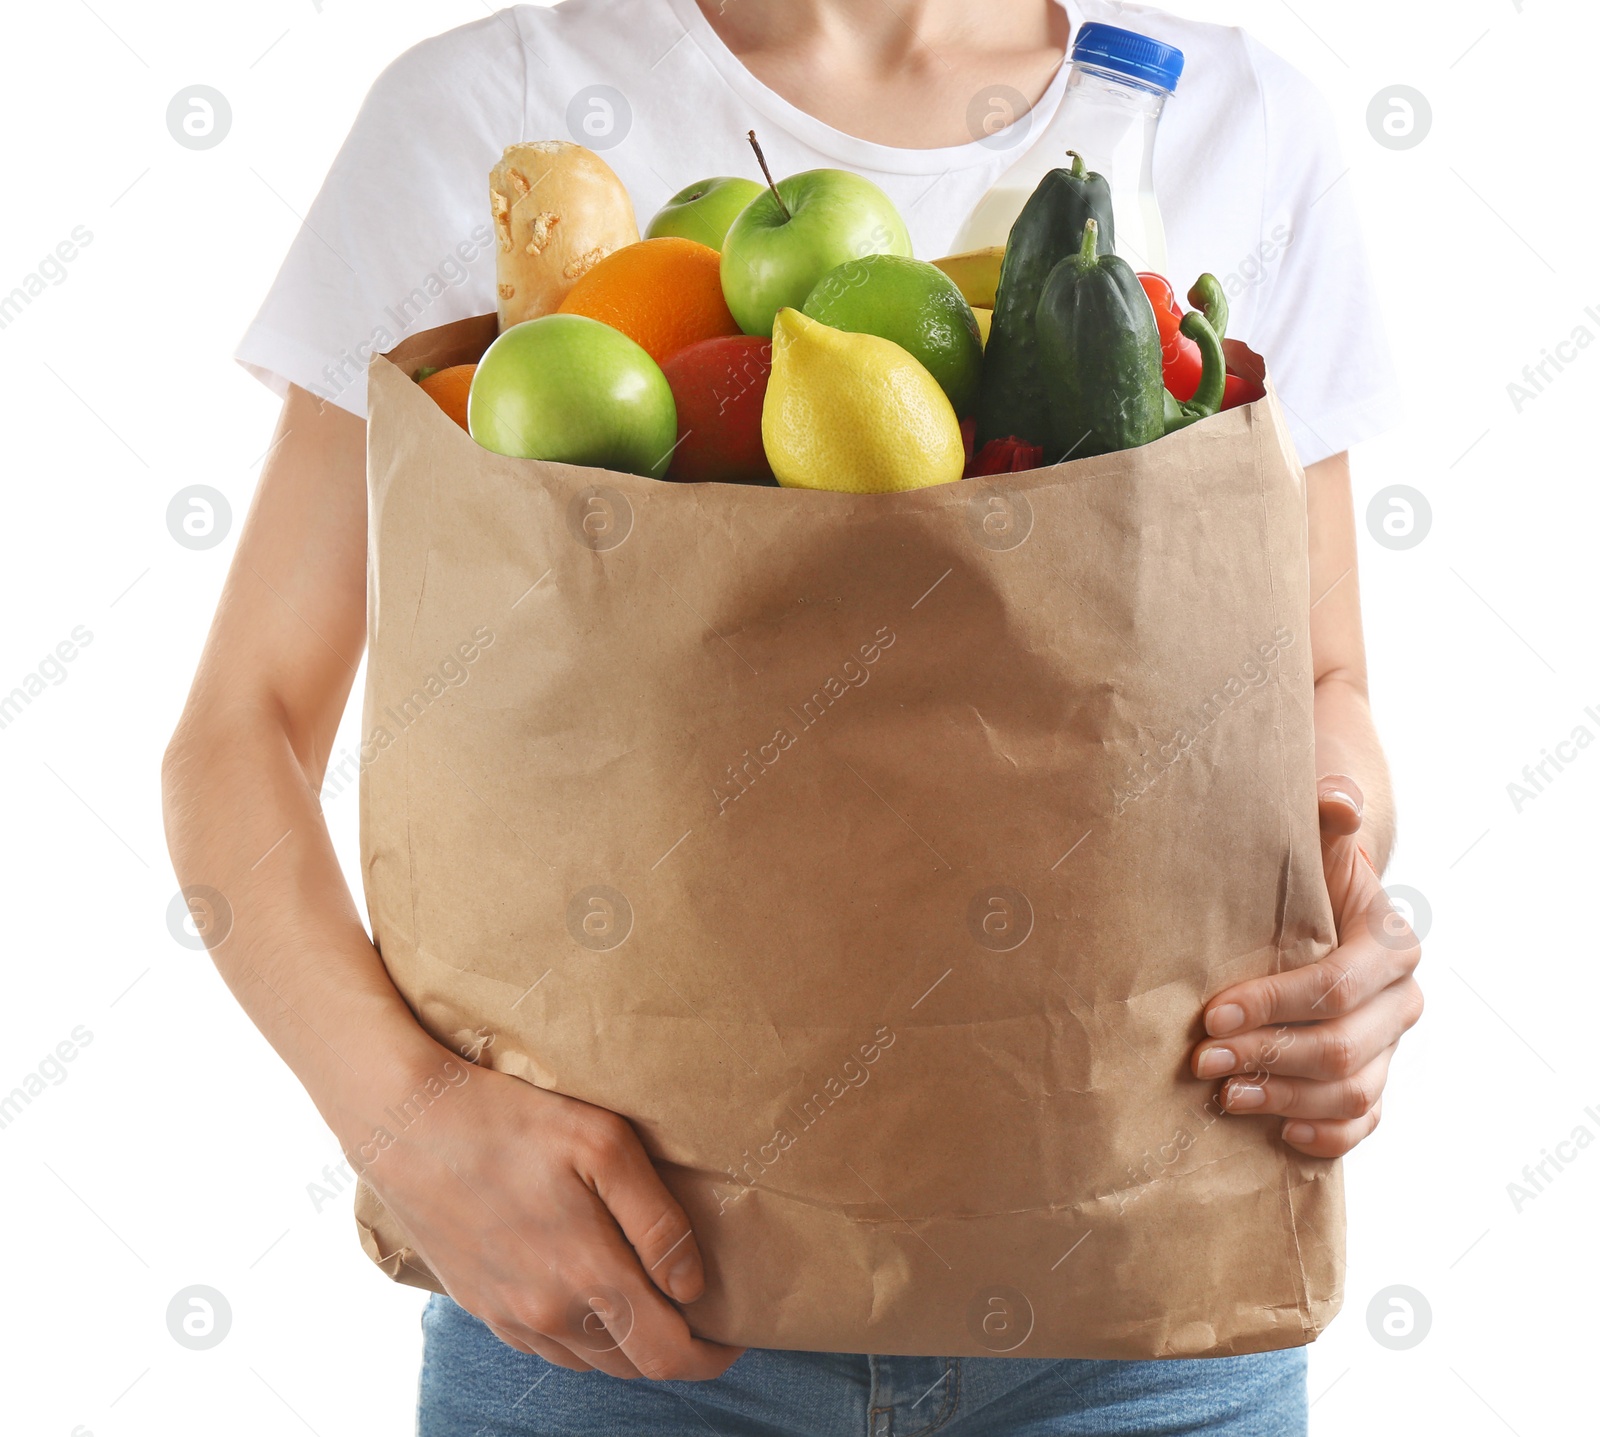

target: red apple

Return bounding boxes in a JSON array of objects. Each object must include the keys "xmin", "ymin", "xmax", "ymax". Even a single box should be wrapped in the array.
[{"xmin": 660, "ymin": 334, "xmax": 776, "ymax": 485}]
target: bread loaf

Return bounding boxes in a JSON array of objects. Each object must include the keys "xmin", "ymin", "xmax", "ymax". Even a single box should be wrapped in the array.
[{"xmin": 490, "ymin": 141, "xmax": 639, "ymax": 330}]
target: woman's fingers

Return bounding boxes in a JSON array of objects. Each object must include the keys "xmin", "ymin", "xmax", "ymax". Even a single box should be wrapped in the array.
[
  {"xmin": 1187, "ymin": 775, "xmax": 1422, "ymax": 1163},
  {"xmin": 479, "ymin": 1252, "xmax": 709, "ymax": 1383},
  {"xmin": 474, "ymin": 1273, "xmax": 646, "ymax": 1380},
  {"xmin": 1204, "ymin": 906, "xmax": 1420, "ymax": 1037},
  {"xmin": 565, "ymin": 1226, "xmax": 744, "ymax": 1383},
  {"xmin": 1316, "ymin": 774, "xmax": 1364, "ymax": 838},
  {"xmin": 1193, "ymin": 977, "xmax": 1423, "ymax": 1083},
  {"xmin": 561, "ymin": 1110, "xmax": 744, "ymax": 1382},
  {"xmin": 574, "ymin": 1108, "xmax": 706, "ymax": 1304},
  {"xmin": 482, "ymin": 1318, "xmax": 597, "ymax": 1373},
  {"xmin": 1281, "ymin": 1098, "xmax": 1384, "ymax": 1158},
  {"xmin": 1220, "ymin": 1045, "xmax": 1394, "ymax": 1120}
]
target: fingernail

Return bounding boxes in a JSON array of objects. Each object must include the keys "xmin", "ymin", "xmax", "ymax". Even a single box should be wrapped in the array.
[
  {"xmin": 1196, "ymin": 1047, "xmax": 1236, "ymax": 1078},
  {"xmin": 1206, "ymin": 1004, "xmax": 1246, "ymax": 1037},
  {"xmin": 1283, "ymin": 1122, "xmax": 1316, "ymax": 1145},
  {"xmin": 1319, "ymin": 778, "xmax": 1363, "ymax": 816},
  {"xmin": 1225, "ymin": 1082, "xmax": 1266, "ymax": 1110},
  {"xmin": 666, "ymin": 1250, "xmax": 701, "ymax": 1303}
]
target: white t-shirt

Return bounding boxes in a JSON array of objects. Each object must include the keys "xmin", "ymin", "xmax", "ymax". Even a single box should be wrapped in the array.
[{"xmin": 237, "ymin": 0, "xmax": 1399, "ymax": 466}]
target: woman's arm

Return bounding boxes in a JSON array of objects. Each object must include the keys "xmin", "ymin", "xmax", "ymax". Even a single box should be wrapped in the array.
[
  {"xmin": 162, "ymin": 384, "xmax": 428, "ymax": 1144},
  {"xmin": 1306, "ymin": 450, "xmax": 1394, "ymax": 868},
  {"xmin": 162, "ymin": 385, "xmax": 739, "ymax": 1378},
  {"xmin": 1190, "ymin": 451, "xmax": 1423, "ymax": 1157}
]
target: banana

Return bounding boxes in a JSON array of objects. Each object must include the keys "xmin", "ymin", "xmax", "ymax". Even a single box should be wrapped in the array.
[{"xmin": 931, "ymin": 246, "xmax": 1005, "ymax": 310}]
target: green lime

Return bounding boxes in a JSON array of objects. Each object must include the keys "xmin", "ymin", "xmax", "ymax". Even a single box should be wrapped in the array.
[{"xmin": 800, "ymin": 253, "xmax": 983, "ymax": 418}]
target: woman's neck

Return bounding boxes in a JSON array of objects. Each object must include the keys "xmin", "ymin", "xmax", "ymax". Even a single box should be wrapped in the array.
[
  {"xmin": 708, "ymin": 0, "xmax": 1062, "ymax": 61},
  {"xmin": 694, "ymin": 0, "xmax": 1070, "ymax": 150}
]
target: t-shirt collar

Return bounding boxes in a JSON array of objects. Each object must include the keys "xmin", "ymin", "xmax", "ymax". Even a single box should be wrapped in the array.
[{"xmin": 657, "ymin": 0, "xmax": 1078, "ymax": 176}]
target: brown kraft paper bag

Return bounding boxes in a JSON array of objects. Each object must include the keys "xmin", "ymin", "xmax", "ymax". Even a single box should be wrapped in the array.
[{"xmin": 354, "ymin": 314, "xmax": 1342, "ymax": 1360}]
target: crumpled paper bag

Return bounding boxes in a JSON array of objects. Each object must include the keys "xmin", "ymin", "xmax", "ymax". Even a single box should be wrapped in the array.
[{"xmin": 352, "ymin": 315, "xmax": 1342, "ymax": 1359}]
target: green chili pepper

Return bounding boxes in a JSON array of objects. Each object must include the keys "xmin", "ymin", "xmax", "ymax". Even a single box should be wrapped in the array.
[
  {"xmin": 1161, "ymin": 309, "xmax": 1226, "ymax": 433},
  {"xmin": 1186, "ymin": 274, "xmax": 1228, "ymax": 341}
]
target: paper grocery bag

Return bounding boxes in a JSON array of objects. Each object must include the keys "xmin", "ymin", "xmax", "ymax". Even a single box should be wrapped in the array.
[{"xmin": 354, "ymin": 315, "xmax": 1342, "ymax": 1360}]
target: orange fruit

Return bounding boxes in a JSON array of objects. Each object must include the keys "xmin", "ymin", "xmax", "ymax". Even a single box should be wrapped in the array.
[
  {"xmin": 556, "ymin": 237, "xmax": 739, "ymax": 366},
  {"xmin": 416, "ymin": 364, "xmax": 475, "ymax": 431}
]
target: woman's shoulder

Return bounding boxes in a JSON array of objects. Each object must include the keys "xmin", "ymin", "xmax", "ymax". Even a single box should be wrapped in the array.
[
  {"xmin": 364, "ymin": 0, "xmax": 686, "ymax": 137},
  {"xmin": 378, "ymin": 0, "xmax": 674, "ymax": 78},
  {"xmin": 359, "ymin": 10, "xmax": 527, "ymax": 125}
]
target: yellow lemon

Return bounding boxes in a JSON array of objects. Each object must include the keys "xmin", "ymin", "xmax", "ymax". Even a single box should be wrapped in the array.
[{"xmin": 762, "ymin": 308, "xmax": 965, "ymax": 494}]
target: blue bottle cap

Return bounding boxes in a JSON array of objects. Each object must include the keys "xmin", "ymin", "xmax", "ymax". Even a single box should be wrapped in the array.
[{"xmin": 1071, "ymin": 22, "xmax": 1185, "ymax": 93}]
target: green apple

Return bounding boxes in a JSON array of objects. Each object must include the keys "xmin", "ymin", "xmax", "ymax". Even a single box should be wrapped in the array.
[
  {"xmin": 645, "ymin": 176, "xmax": 765, "ymax": 251},
  {"xmin": 720, "ymin": 169, "xmax": 913, "ymax": 338},
  {"xmin": 468, "ymin": 314, "xmax": 677, "ymax": 478}
]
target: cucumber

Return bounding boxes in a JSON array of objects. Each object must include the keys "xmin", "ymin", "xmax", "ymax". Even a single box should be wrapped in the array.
[
  {"xmin": 1034, "ymin": 220, "xmax": 1164, "ymax": 460},
  {"xmin": 974, "ymin": 152, "xmax": 1115, "ymax": 449}
]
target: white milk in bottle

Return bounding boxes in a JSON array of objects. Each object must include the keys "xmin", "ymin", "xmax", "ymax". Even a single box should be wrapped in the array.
[{"xmin": 952, "ymin": 23, "xmax": 1184, "ymax": 274}]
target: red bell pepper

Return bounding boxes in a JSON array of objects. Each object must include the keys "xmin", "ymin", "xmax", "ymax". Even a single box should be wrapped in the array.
[
  {"xmin": 1138, "ymin": 272, "xmax": 1203, "ymax": 403},
  {"xmin": 963, "ymin": 412, "xmax": 1043, "ymax": 475},
  {"xmin": 1221, "ymin": 371, "xmax": 1266, "ymax": 411},
  {"xmin": 968, "ymin": 436, "xmax": 1044, "ymax": 476},
  {"xmin": 1143, "ymin": 271, "xmax": 1264, "ymax": 411}
]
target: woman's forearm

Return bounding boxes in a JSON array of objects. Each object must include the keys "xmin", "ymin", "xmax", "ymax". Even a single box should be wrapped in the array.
[
  {"xmin": 162, "ymin": 695, "xmax": 445, "ymax": 1150},
  {"xmin": 1304, "ymin": 449, "xmax": 1395, "ymax": 872},
  {"xmin": 161, "ymin": 386, "xmax": 448, "ymax": 1148},
  {"xmin": 1313, "ymin": 672, "xmax": 1395, "ymax": 871}
]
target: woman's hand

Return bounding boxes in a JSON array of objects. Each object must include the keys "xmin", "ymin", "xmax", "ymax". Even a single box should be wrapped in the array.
[
  {"xmin": 353, "ymin": 1057, "xmax": 743, "ymax": 1380},
  {"xmin": 1190, "ymin": 775, "xmax": 1424, "ymax": 1157}
]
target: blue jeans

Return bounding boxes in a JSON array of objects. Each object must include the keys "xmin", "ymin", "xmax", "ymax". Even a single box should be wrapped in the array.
[{"xmin": 418, "ymin": 1295, "xmax": 1307, "ymax": 1436}]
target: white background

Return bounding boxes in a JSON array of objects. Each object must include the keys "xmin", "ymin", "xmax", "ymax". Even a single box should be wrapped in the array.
[{"xmin": 2, "ymin": 1, "xmax": 1594, "ymax": 1433}]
